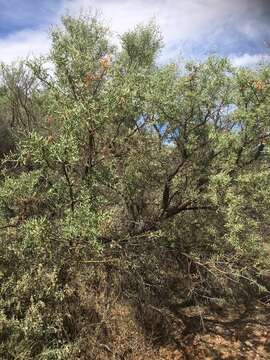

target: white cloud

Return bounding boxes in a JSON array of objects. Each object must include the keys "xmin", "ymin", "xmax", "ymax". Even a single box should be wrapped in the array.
[
  {"xmin": 62, "ymin": 0, "xmax": 268, "ymax": 42},
  {"xmin": 0, "ymin": 28, "xmax": 51, "ymax": 64},
  {"xmin": 0, "ymin": 29, "xmax": 50, "ymax": 63},
  {"xmin": 62, "ymin": 0, "xmax": 229, "ymax": 44},
  {"xmin": 56, "ymin": 0, "xmax": 233, "ymax": 62},
  {"xmin": 60, "ymin": 0, "xmax": 270, "ymax": 61},
  {"xmin": 230, "ymin": 53, "xmax": 270, "ymax": 67},
  {"xmin": 1, "ymin": 0, "xmax": 270, "ymax": 64}
]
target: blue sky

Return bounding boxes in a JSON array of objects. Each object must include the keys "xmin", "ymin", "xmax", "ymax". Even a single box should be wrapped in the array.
[
  {"xmin": 0, "ymin": 0, "xmax": 62, "ymax": 36},
  {"xmin": 0, "ymin": 0, "xmax": 270, "ymax": 66}
]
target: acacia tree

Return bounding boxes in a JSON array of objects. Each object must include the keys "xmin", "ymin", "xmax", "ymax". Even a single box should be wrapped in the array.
[{"xmin": 0, "ymin": 13, "xmax": 270, "ymax": 359}]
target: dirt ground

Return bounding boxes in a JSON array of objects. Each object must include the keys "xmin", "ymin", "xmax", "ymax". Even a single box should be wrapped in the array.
[
  {"xmin": 88, "ymin": 302, "xmax": 270, "ymax": 360},
  {"xmin": 155, "ymin": 303, "xmax": 270, "ymax": 360}
]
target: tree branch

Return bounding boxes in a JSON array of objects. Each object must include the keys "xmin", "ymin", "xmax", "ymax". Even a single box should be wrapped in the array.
[{"xmin": 62, "ymin": 162, "xmax": 75, "ymax": 212}]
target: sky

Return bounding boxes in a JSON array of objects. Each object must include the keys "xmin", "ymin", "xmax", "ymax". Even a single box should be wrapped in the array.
[{"xmin": 0, "ymin": 0, "xmax": 270, "ymax": 66}]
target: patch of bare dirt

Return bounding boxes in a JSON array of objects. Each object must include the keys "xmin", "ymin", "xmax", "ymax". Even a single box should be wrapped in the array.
[{"xmin": 157, "ymin": 304, "xmax": 270, "ymax": 360}]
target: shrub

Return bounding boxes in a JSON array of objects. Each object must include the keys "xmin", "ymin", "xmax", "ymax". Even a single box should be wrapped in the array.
[{"xmin": 0, "ymin": 13, "xmax": 270, "ymax": 358}]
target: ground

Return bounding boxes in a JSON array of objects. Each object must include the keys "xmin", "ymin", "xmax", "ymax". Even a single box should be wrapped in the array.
[{"xmin": 154, "ymin": 303, "xmax": 270, "ymax": 360}]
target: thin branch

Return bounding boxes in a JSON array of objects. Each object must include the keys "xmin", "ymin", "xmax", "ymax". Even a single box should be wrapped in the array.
[
  {"xmin": 62, "ymin": 162, "xmax": 75, "ymax": 212},
  {"xmin": 0, "ymin": 222, "xmax": 20, "ymax": 230}
]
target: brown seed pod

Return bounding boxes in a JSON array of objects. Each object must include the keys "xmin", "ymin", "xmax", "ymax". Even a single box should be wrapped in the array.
[
  {"xmin": 99, "ymin": 55, "xmax": 110, "ymax": 70},
  {"xmin": 85, "ymin": 73, "xmax": 95, "ymax": 87},
  {"xmin": 254, "ymin": 80, "xmax": 265, "ymax": 91},
  {"xmin": 47, "ymin": 116, "xmax": 53, "ymax": 125}
]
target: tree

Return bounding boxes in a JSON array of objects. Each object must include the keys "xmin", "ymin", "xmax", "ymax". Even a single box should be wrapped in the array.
[
  {"xmin": 0, "ymin": 61, "xmax": 43, "ymax": 133},
  {"xmin": 0, "ymin": 13, "xmax": 270, "ymax": 359}
]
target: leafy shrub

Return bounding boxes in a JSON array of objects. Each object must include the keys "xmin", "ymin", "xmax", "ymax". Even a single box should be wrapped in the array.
[{"xmin": 0, "ymin": 12, "xmax": 270, "ymax": 359}]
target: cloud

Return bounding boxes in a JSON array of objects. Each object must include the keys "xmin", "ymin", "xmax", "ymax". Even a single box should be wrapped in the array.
[
  {"xmin": 0, "ymin": 29, "xmax": 50, "ymax": 64},
  {"xmin": 63, "ymin": 0, "xmax": 228, "ymax": 44},
  {"xmin": 62, "ymin": 1, "xmax": 269, "ymax": 38},
  {"xmin": 230, "ymin": 53, "xmax": 270, "ymax": 67},
  {"xmin": 0, "ymin": 0, "xmax": 270, "ymax": 64},
  {"xmin": 61, "ymin": 0, "xmax": 270, "ymax": 59},
  {"xmin": 0, "ymin": 0, "xmax": 62, "ymax": 64}
]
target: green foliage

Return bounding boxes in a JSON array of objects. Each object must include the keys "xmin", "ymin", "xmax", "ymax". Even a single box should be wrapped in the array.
[
  {"xmin": 0, "ymin": 12, "xmax": 270, "ymax": 359},
  {"xmin": 0, "ymin": 61, "xmax": 43, "ymax": 133},
  {"xmin": 121, "ymin": 22, "xmax": 162, "ymax": 67}
]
